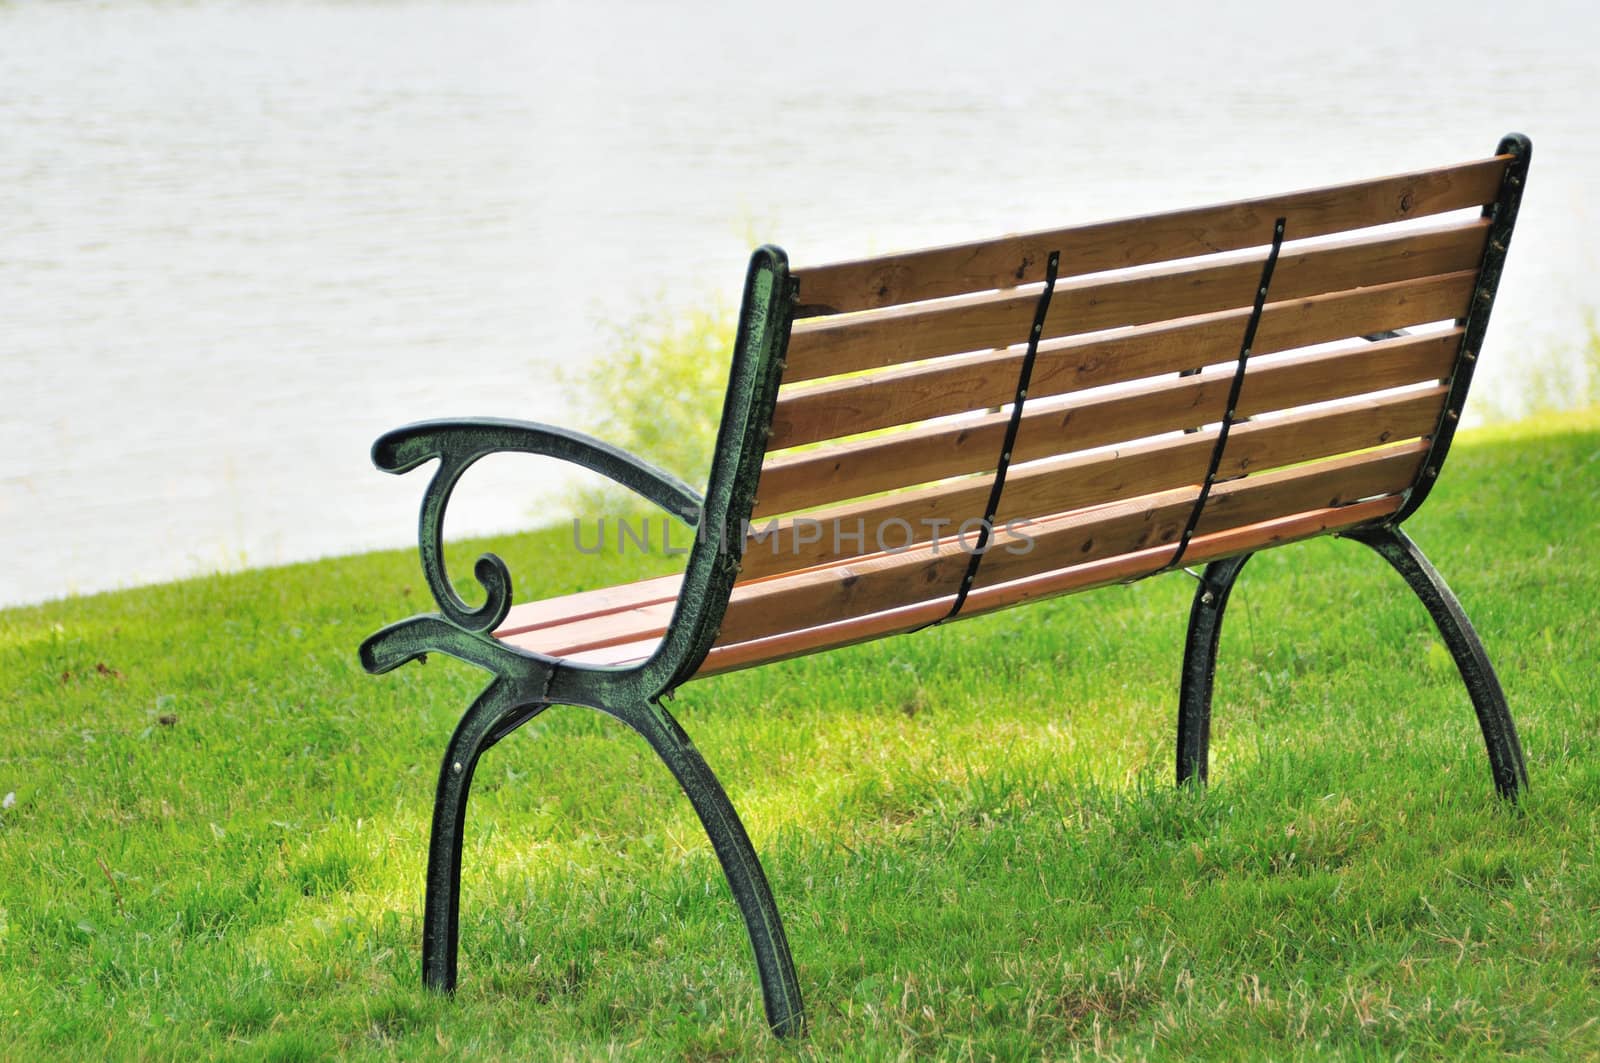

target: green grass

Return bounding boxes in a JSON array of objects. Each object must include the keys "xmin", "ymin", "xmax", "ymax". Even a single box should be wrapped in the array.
[{"xmin": 2, "ymin": 409, "xmax": 1598, "ymax": 1060}]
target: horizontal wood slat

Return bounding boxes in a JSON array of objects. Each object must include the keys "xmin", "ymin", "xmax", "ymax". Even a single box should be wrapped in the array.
[
  {"xmin": 721, "ymin": 459, "xmax": 1418, "ymax": 646},
  {"xmin": 499, "ymin": 447, "xmax": 1421, "ymax": 665},
  {"xmin": 792, "ymin": 155, "xmax": 1505, "ymax": 315},
  {"xmin": 970, "ymin": 443, "xmax": 1424, "ymax": 592},
  {"xmin": 771, "ymin": 270, "xmax": 1476, "ymax": 448},
  {"xmin": 754, "ymin": 330, "xmax": 1459, "ymax": 517},
  {"xmin": 497, "ymin": 573, "xmax": 682, "ymax": 637},
  {"xmin": 785, "ymin": 218, "xmax": 1487, "ymax": 382},
  {"xmin": 697, "ymin": 494, "xmax": 1402, "ymax": 677},
  {"xmin": 743, "ymin": 385, "xmax": 1446, "ymax": 577}
]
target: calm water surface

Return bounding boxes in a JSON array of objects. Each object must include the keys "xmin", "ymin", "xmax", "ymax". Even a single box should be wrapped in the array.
[{"xmin": 3, "ymin": 0, "xmax": 1597, "ymax": 606}]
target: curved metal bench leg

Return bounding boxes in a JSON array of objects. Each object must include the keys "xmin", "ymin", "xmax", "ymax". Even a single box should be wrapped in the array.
[
  {"xmin": 626, "ymin": 698, "xmax": 805, "ymax": 1038},
  {"xmin": 423, "ymin": 677, "xmax": 548, "ymax": 992},
  {"xmin": 1177, "ymin": 552, "xmax": 1254, "ymax": 787},
  {"xmin": 1342, "ymin": 525, "xmax": 1528, "ymax": 800}
]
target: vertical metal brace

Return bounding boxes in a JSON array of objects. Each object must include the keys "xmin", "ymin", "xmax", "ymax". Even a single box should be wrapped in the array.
[
  {"xmin": 1389, "ymin": 133, "xmax": 1530, "ymax": 525},
  {"xmin": 936, "ymin": 250, "xmax": 1062, "ymax": 623},
  {"xmin": 1165, "ymin": 217, "xmax": 1288, "ymax": 573}
]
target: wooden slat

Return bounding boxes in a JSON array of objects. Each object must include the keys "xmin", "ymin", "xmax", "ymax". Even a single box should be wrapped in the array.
[
  {"xmin": 969, "ymin": 443, "xmax": 1425, "ymax": 592},
  {"xmin": 721, "ymin": 453, "xmax": 1417, "ymax": 647},
  {"xmin": 522, "ymin": 599, "xmax": 678, "ymax": 658},
  {"xmin": 559, "ymin": 637, "xmax": 661, "ymax": 668},
  {"xmin": 771, "ymin": 270, "xmax": 1476, "ymax": 448},
  {"xmin": 498, "ymin": 445, "xmax": 1422, "ymax": 666},
  {"xmin": 698, "ymin": 494, "xmax": 1403, "ymax": 676},
  {"xmin": 793, "ymin": 155, "xmax": 1505, "ymax": 315},
  {"xmin": 744, "ymin": 386, "xmax": 1446, "ymax": 577},
  {"xmin": 496, "ymin": 573, "xmax": 682, "ymax": 637},
  {"xmin": 754, "ymin": 330, "xmax": 1459, "ymax": 517},
  {"xmin": 785, "ymin": 218, "xmax": 1486, "ymax": 383}
]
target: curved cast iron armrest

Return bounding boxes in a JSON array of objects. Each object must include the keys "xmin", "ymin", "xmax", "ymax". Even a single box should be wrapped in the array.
[{"xmin": 373, "ymin": 417, "xmax": 704, "ymax": 634}]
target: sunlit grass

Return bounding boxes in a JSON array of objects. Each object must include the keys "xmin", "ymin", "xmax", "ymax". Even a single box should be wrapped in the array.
[{"xmin": 1, "ymin": 408, "xmax": 1598, "ymax": 1058}]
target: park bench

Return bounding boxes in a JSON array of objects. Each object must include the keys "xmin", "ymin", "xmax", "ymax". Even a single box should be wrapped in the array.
[{"xmin": 361, "ymin": 134, "xmax": 1532, "ymax": 1037}]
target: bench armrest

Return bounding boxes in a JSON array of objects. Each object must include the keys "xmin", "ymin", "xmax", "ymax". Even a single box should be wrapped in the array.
[{"xmin": 374, "ymin": 417, "xmax": 703, "ymax": 633}]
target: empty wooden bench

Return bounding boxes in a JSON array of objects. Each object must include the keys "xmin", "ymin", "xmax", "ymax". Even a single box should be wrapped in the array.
[{"xmin": 361, "ymin": 134, "xmax": 1532, "ymax": 1037}]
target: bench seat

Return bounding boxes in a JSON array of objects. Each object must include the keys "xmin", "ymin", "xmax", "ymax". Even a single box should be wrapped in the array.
[{"xmin": 499, "ymin": 488, "xmax": 1409, "ymax": 676}]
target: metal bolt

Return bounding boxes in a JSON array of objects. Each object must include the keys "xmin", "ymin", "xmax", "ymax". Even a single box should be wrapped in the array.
[
  {"xmin": 452, "ymin": 761, "xmax": 463, "ymax": 775},
  {"xmin": 1491, "ymin": 240, "xmax": 1506, "ymax": 253},
  {"xmin": 1032, "ymin": 323, "xmax": 1042, "ymax": 336},
  {"xmin": 1476, "ymin": 289, "xmax": 1492, "ymax": 305},
  {"xmin": 1462, "ymin": 349, "xmax": 1477, "ymax": 362},
  {"xmin": 1201, "ymin": 590, "xmax": 1216, "ymax": 606},
  {"xmin": 1001, "ymin": 451, "xmax": 1011, "ymax": 462},
  {"xmin": 1445, "ymin": 409, "xmax": 1459, "ymax": 422},
  {"xmin": 1509, "ymin": 175, "xmax": 1522, "ymax": 186},
  {"xmin": 1018, "ymin": 388, "xmax": 1028, "ymax": 400},
  {"xmin": 1258, "ymin": 287, "xmax": 1267, "ymax": 298},
  {"xmin": 1424, "ymin": 466, "xmax": 1438, "ymax": 478}
]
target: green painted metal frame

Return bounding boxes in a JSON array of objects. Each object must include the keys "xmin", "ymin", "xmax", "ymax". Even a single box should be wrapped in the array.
[
  {"xmin": 360, "ymin": 248, "xmax": 804, "ymax": 1036},
  {"xmin": 1175, "ymin": 134, "xmax": 1531, "ymax": 800},
  {"xmin": 360, "ymin": 136, "xmax": 1531, "ymax": 1039}
]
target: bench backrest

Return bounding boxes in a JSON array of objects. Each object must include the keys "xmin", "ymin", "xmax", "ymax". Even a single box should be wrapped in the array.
[{"xmin": 703, "ymin": 139, "xmax": 1526, "ymax": 662}]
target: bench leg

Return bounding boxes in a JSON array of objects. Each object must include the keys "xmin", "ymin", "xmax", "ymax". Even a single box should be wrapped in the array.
[
  {"xmin": 415, "ymin": 676, "xmax": 802, "ymax": 1036},
  {"xmin": 1342, "ymin": 525, "xmax": 1528, "ymax": 800},
  {"xmin": 1176, "ymin": 552, "xmax": 1254, "ymax": 787},
  {"xmin": 620, "ymin": 698, "xmax": 805, "ymax": 1038},
  {"xmin": 422, "ymin": 677, "xmax": 548, "ymax": 993}
]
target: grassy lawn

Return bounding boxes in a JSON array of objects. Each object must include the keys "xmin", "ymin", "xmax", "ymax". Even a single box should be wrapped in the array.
[{"xmin": 2, "ymin": 409, "xmax": 1597, "ymax": 1060}]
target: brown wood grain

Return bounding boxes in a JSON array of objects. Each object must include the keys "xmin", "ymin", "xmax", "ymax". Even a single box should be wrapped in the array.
[
  {"xmin": 792, "ymin": 155, "xmax": 1504, "ymax": 315},
  {"xmin": 770, "ymin": 270, "xmax": 1475, "ymax": 448},
  {"xmin": 754, "ymin": 330, "xmax": 1459, "ymax": 517},
  {"xmin": 743, "ymin": 386, "xmax": 1445, "ymax": 577},
  {"xmin": 715, "ymin": 476, "xmax": 1412, "ymax": 652},
  {"xmin": 496, "ymin": 447, "xmax": 1421, "ymax": 668},
  {"xmin": 496, "ymin": 573, "xmax": 682, "ymax": 637},
  {"xmin": 784, "ymin": 218, "xmax": 1486, "ymax": 382}
]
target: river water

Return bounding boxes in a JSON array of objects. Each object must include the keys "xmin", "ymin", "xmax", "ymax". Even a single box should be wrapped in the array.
[{"xmin": 3, "ymin": 0, "xmax": 1596, "ymax": 606}]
